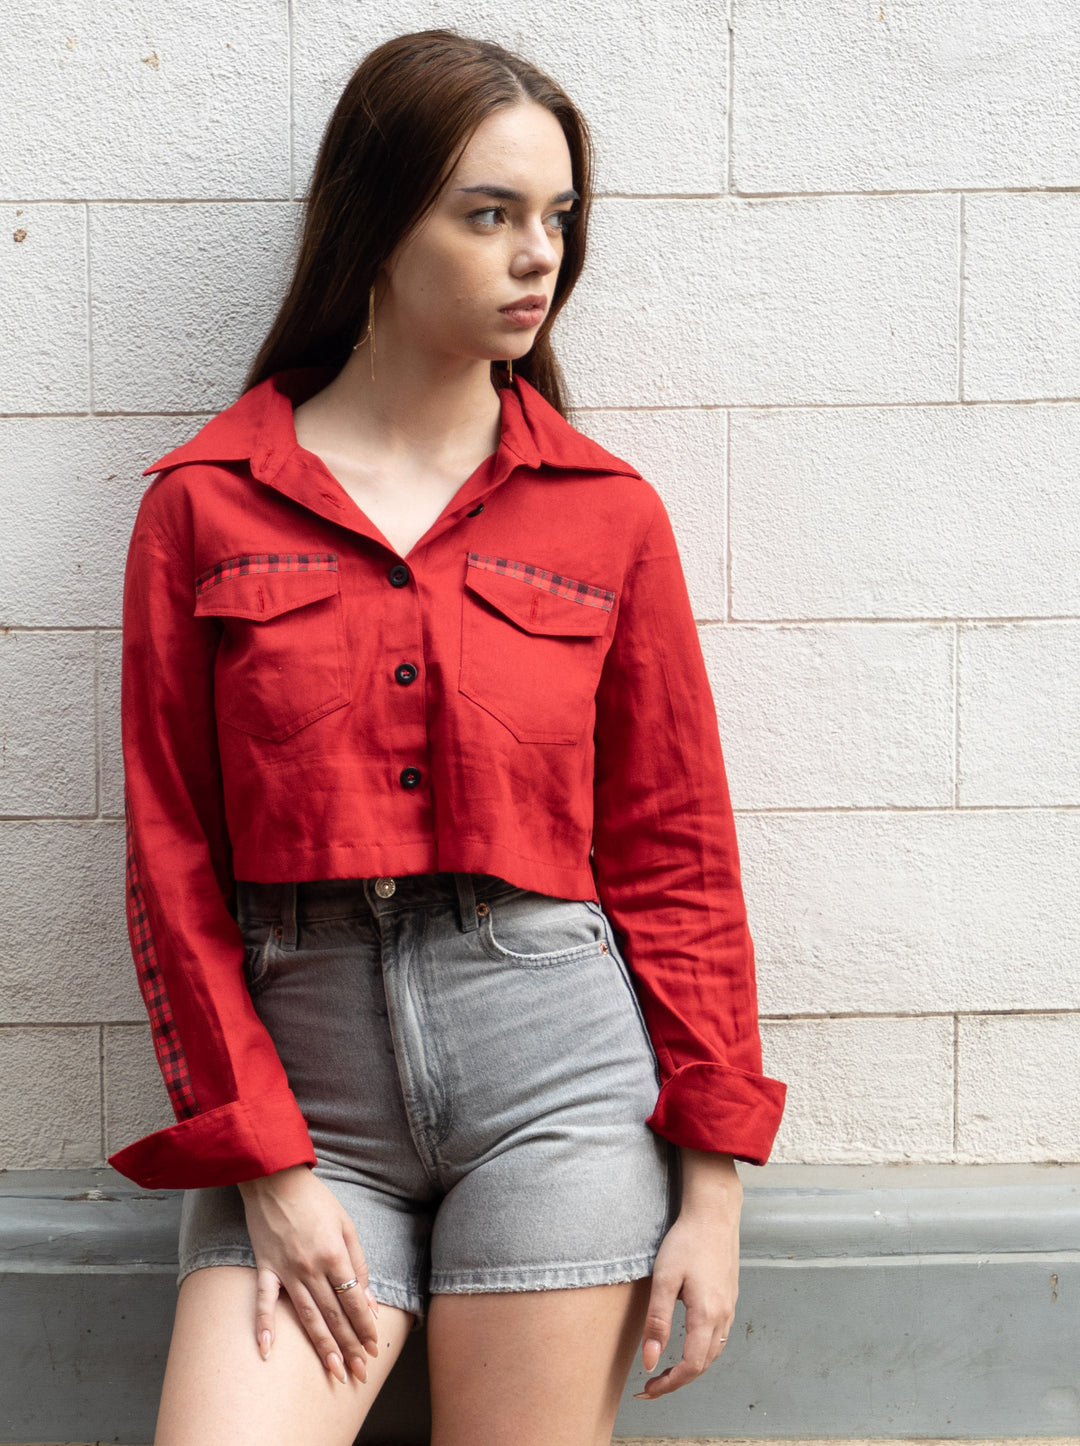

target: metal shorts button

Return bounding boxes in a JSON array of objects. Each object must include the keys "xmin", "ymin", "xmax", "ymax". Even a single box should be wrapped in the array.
[{"xmin": 374, "ymin": 877, "xmax": 396, "ymax": 898}]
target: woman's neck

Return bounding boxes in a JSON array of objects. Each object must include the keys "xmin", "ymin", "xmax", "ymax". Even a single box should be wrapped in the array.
[{"xmin": 308, "ymin": 343, "xmax": 504, "ymax": 476}]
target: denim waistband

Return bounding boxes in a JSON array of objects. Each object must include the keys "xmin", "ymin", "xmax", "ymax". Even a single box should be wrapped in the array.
[{"xmin": 234, "ymin": 870, "xmax": 522, "ymax": 935}]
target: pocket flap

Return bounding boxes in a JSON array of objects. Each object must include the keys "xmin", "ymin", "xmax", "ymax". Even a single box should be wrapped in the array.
[
  {"xmin": 464, "ymin": 554, "xmax": 614, "ymax": 637},
  {"xmin": 194, "ymin": 555, "xmax": 340, "ymax": 621}
]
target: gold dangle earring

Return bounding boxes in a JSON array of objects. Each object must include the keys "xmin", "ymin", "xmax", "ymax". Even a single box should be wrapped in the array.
[
  {"xmin": 351, "ymin": 283, "xmax": 376, "ymax": 381},
  {"xmin": 507, "ymin": 357, "xmax": 513, "ymax": 383}
]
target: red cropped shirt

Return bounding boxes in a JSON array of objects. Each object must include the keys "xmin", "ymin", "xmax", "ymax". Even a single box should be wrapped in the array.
[{"xmin": 106, "ymin": 365, "xmax": 787, "ymax": 1190}]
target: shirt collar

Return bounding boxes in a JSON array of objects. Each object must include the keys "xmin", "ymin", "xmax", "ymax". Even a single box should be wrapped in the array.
[{"xmin": 141, "ymin": 365, "xmax": 641, "ymax": 481}]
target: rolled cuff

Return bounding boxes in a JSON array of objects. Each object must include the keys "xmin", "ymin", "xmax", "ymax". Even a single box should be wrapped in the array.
[
  {"xmin": 106, "ymin": 1089, "xmax": 317, "ymax": 1190},
  {"xmin": 645, "ymin": 1061, "xmax": 788, "ymax": 1166}
]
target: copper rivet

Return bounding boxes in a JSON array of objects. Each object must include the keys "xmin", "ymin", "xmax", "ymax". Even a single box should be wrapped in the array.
[
  {"xmin": 274, "ymin": 926, "xmax": 283, "ymax": 937},
  {"xmin": 600, "ymin": 942, "xmax": 609, "ymax": 952},
  {"xmin": 476, "ymin": 902, "xmax": 490, "ymax": 916}
]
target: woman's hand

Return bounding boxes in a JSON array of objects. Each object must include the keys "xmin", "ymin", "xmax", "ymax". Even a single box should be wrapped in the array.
[
  {"xmin": 237, "ymin": 1163, "xmax": 381, "ymax": 1385},
  {"xmin": 634, "ymin": 1149, "xmax": 742, "ymax": 1400}
]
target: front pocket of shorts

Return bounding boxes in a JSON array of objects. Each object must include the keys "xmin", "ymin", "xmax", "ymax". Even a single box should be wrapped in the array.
[
  {"xmin": 478, "ymin": 890, "xmax": 609, "ymax": 968},
  {"xmin": 238, "ymin": 919, "xmax": 281, "ymax": 996},
  {"xmin": 458, "ymin": 554, "xmax": 615, "ymax": 745},
  {"xmin": 194, "ymin": 554, "xmax": 350, "ymax": 742}
]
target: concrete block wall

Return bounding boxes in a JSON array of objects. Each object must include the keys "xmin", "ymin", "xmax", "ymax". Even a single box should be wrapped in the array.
[{"xmin": 2, "ymin": 0, "xmax": 1077, "ymax": 1172}]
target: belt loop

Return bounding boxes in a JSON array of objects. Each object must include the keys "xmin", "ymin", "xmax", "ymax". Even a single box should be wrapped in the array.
[
  {"xmin": 279, "ymin": 881, "xmax": 299, "ymax": 950},
  {"xmin": 455, "ymin": 872, "xmax": 479, "ymax": 933}
]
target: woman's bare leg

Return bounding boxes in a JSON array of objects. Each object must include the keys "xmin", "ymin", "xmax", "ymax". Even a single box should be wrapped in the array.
[
  {"xmin": 153, "ymin": 1265, "xmax": 415, "ymax": 1446},
  {"xmin": 427, "ymin": 1275, "xmax": 653, "ymax": 1446}
]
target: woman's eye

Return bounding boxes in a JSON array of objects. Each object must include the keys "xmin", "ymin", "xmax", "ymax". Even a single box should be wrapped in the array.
[{"xmin": 468, "ymin": 206, "xmax": 579, "ymax": 233}]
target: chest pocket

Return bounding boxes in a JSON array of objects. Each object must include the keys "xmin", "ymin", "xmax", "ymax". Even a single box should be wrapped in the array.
[
  {"xmin": 459, "ymin": 553, "xmax": 616, "ymax": 745},
  {"xmin": 193, "ymin": 554, "xmax": 350, "ymax": 742}
]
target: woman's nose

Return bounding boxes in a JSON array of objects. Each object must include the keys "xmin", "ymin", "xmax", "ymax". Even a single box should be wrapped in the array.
[{"xmin": 512, "ymin": 222, "xmax": 560, "ymax": 276}]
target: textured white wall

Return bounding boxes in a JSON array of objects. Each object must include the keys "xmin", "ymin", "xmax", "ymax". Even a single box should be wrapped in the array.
[{"xmin": 1, "ymin": 0, "xmax": 1076, "ymax": 1170}]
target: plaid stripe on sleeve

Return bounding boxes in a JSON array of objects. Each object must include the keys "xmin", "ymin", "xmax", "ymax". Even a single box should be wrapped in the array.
[{"xmin": 123, "ymin": 792, "xmax": 198, "ymax": 1120}]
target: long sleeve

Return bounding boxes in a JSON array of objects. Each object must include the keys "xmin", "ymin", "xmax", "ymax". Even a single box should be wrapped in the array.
[
  {"xmin": 106, "ymin": 490, "xmax": 317, "ymax": 1189},
  {"xmin": 590, "ymin": 487, "xmax": 787, "ymax": 1166}
]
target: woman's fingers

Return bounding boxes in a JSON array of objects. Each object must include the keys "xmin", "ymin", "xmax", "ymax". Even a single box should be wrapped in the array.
[
  {"xmin": 340, "ymin": 1214, "xmax": 382, "ymax": 1358},
  {"xmin": 241, "ymin": 1173, "xmax": 385, "ymax": 1384},
  {"xmin": 286, "ymin": 1247, "xmax": 379, "ymax": 1384},
  {"xmin": 326, "ymin": 1218, "xmax": 381, "ymax": 1383},
  {"xmin": 286, "ymin": 1274, "xmax": 365, "ymax": 1384},
  {"xmin": 253, "ymin": 1264, "xmax": 282, "ymax": 1359},
  {"xmin": 315, "ymin": 1278, "xmax": 372, "ymax": 1384},
  {"xmin": 639, "ymin": 1265, "xmax": 679, "ymax": 1375},
  {"xmin": 636, "ymin": 1297, "xmax": 735, "ymax": 1399}
]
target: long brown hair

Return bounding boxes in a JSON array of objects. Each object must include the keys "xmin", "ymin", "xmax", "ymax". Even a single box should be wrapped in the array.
[{"xmin": 242, "ymin": 29, "xmax": 594, "ymax": 416}]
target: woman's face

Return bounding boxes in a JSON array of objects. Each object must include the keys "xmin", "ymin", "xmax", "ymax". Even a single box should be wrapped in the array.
[{"xmin": 380, "ymin": 100, "xmax": 578, "ymax": 367}]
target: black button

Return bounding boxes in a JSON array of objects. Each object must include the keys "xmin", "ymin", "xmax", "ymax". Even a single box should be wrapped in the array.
[
  {"xmin": 388, "ymin": 563, "xmax": 410, "ymax": 587},
  {"xmin": 395, "ymin": 662, "xmax": 418, "ymax": 685},
  {"xmin": 399, "ymin": 766, "xmax": 422, "ymax": 789},
  {"xmin": 467, "ymin": 502, "xmax": 485, "ymax": 517}
]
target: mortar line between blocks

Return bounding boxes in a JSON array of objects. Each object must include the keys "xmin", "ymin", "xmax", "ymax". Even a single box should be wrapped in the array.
[
  {"xmin": 6, "ymin": 184, "xmax": 1080, "ymax": 203},
  {"xmin": 762, "ymin": 1006, "xmax": 1080, "ymax": 1023},
  {"xmin": 726, "ymin": 0, "xmax": 735, "ymax": 195},
  {"xmin": 286, "ymin": 0, "xmax": 295, "ymax": 202},
  {"xmin": 952, "ymin": 622, "xmax": 961, "ymax": 808},
  {"xmin": 83, "ymin": 201, "xmax": 93, "ymax": 413},
  {"xmin": 93, "ymin": 630, "xmax": 102, "ymax": 817},
  {"xmin": 99, "ymin": 1021, "xmax": 107, "ymax": 1164},
  {"xmin": 10, "ymin": 397, "xmax": 1080, "ymax": 419},
  {"xmin": 953, "ymin": 1013, "xmax": 961, "ymax": 1154},
  {"xmin": 724, "ymin": 407, "xmax": 732, "ymax": 622},
  {"xmin": 958, "ymin": 192, "xmax": 967, "ymax": 401}
]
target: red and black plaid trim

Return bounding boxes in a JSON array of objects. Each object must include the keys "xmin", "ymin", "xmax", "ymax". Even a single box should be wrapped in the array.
[
  {"xmin": 467, "ymin": 553, "xmax": 615, "ymax": 612},
  {"xmin": 195, "ymin": 552, "xmax": 339, "ymax": 595},
  {"xmin": 124, "ymin": 794, "xmax": 199, "ymax": 1121}
]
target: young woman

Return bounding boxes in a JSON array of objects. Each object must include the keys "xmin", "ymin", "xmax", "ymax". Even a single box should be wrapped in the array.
[{"xmin": 109, "ymin": 29, "xmax": 787, "ymax": 1446}]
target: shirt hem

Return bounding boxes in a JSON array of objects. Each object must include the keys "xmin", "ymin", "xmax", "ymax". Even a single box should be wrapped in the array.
[{"xmin": 230, "ymin": 839, "xmax": 599, "ymax": 903}]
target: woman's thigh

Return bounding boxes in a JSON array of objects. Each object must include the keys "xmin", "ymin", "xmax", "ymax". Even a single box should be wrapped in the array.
[
  {"xmin": 153, "ymin": 1264, "xmax": 415, "ymax": 1446},
  {"xmin": 427, "ymin": 1276, "xmax": 653, "ymax": 1446}
]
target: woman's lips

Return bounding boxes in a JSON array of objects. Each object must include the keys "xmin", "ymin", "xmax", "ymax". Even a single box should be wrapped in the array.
[{"xmin": 499, "ymin": 300, "xmax": 546, "ymax": 327}]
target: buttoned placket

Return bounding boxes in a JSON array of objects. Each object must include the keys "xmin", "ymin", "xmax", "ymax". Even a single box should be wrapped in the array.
[{"xmin": 246, "ymin": 420, "xmax": 524, "ymax": 816}]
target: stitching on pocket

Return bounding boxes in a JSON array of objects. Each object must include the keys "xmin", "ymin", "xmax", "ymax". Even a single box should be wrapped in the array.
[
  {"xmin": 479, "ymin": 896, "xmax": 606, "ymax": 967},
  {"xmin": 196, "ymin": 552, "xmax": 338, "ymax": 594},
  {"xmin": 467, "ymin": 553, "xmax": 615, "ymax": 612}
]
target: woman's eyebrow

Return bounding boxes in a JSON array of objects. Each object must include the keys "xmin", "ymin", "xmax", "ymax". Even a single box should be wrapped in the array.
[{"xmin": 456, "ymin": 184, "xmax": 580, "ymax": 204}]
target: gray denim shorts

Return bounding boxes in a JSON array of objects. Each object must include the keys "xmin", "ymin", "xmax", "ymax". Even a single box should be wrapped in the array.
[{"xmin": 177, "ymin": 871, "xmax": 681, "ymax": 1331}]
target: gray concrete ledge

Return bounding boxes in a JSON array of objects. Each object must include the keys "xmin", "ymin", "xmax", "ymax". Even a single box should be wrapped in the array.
[{"xmin": 1, "ymin": 1163, "xmax": 1078, "ymax": 1443}]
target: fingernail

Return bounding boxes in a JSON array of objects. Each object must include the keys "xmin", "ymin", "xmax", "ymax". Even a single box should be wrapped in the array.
[
  {"xmin": 366, "ymin": 1287, "xmax": 380, "ymax": 1315},
  {"xmin": 327, "ymin": 1351, "xmax": 347, "ymax": 1384},
  {"xmin": 349, "ymin": 1356, "xmax": 367, "ymax": 1381},
  {"xmin": 259, "ymin": 1329, "xmax": 271, "ymax": 1359}
]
